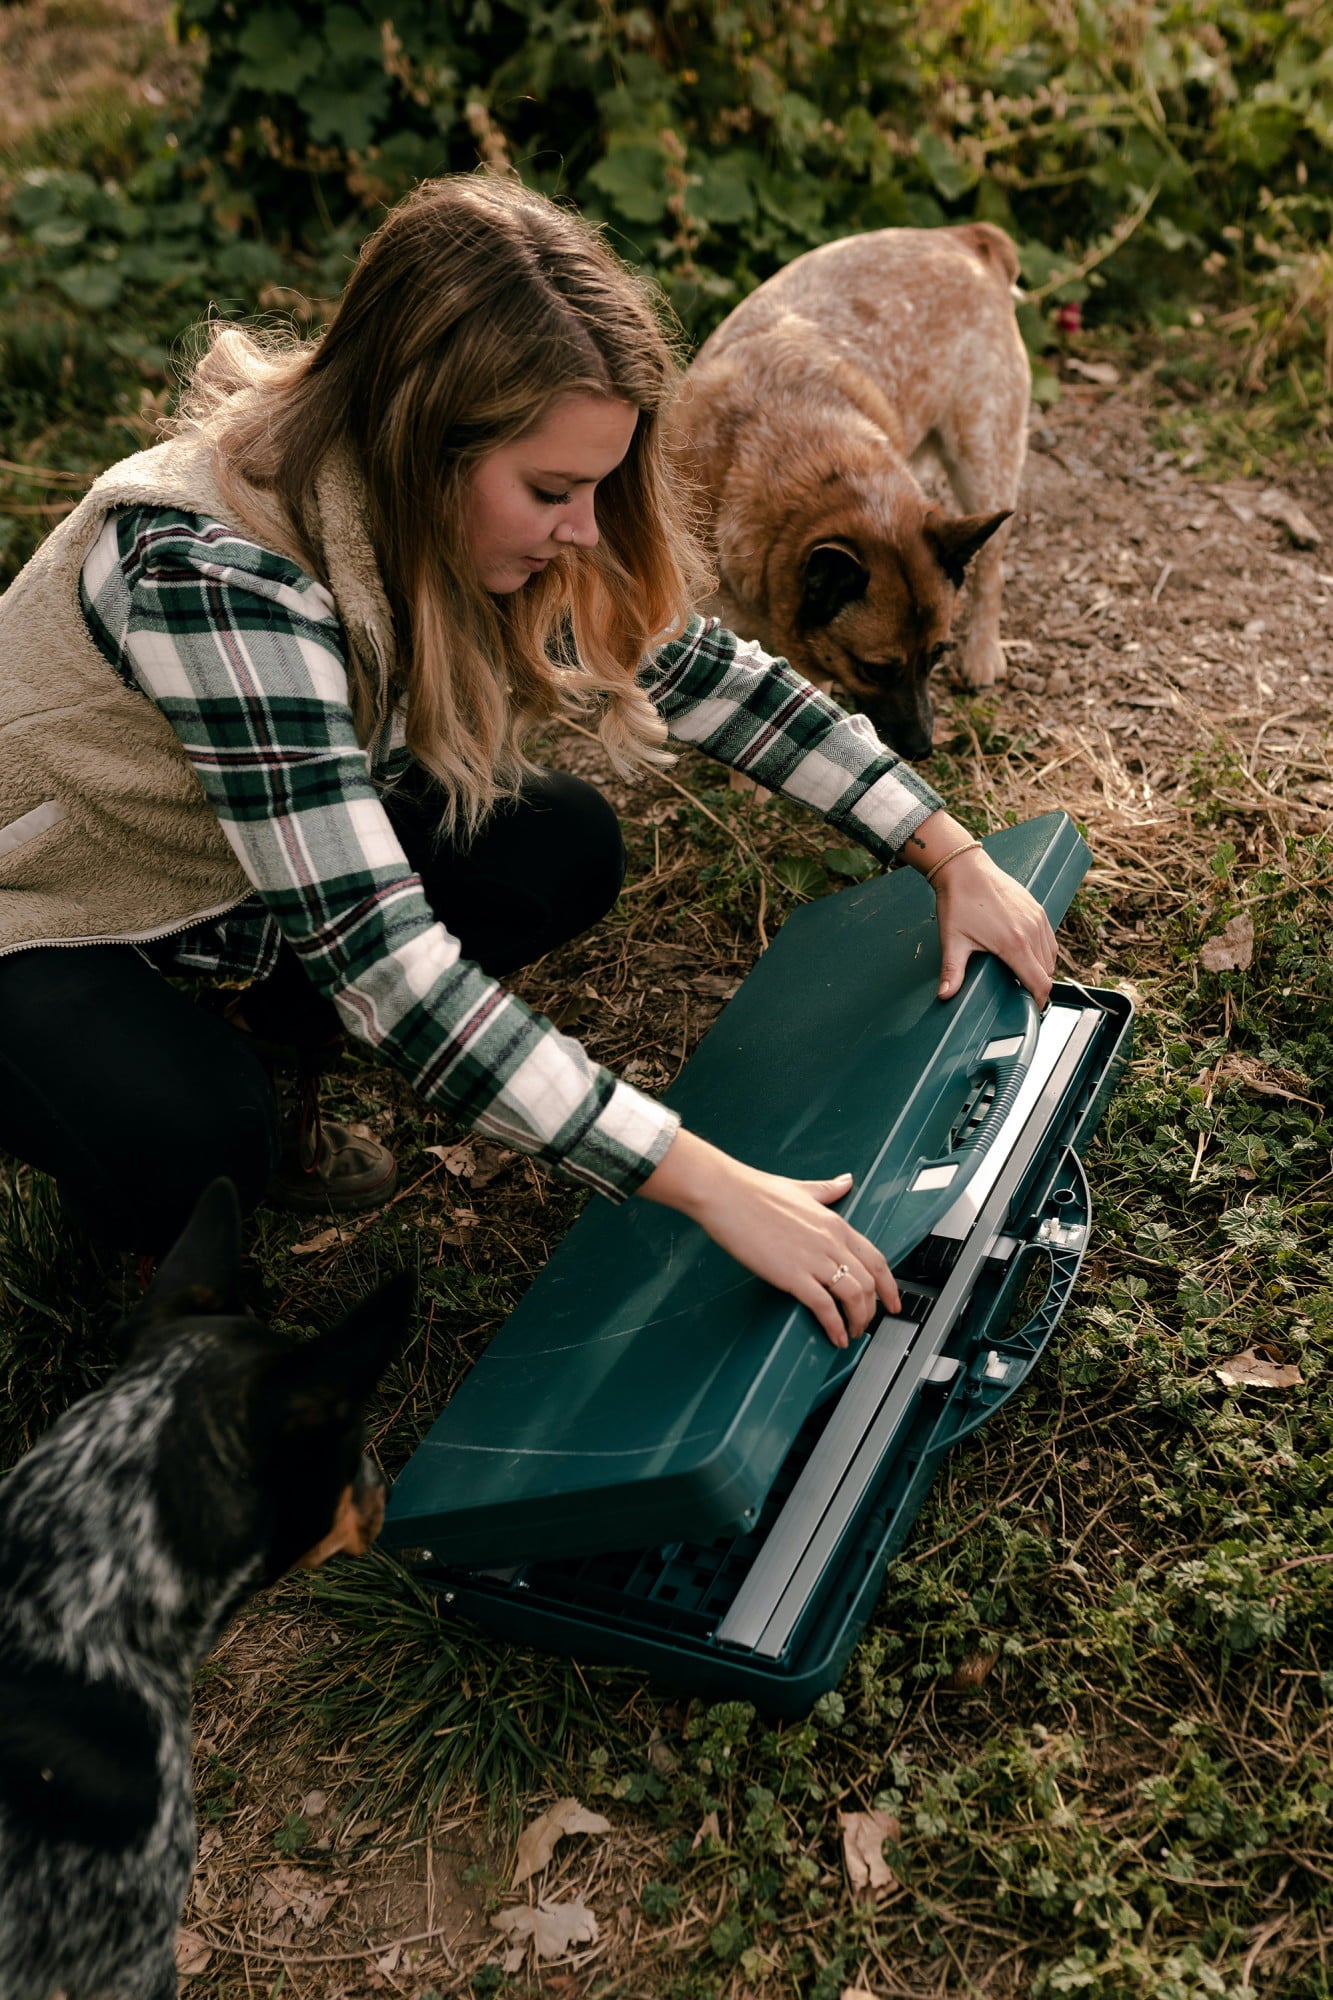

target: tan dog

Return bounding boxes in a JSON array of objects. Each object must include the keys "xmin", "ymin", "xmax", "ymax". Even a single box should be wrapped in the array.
[{"xmin": 672, "ymin": 223, "xmax": 1030, "ymax": 760}]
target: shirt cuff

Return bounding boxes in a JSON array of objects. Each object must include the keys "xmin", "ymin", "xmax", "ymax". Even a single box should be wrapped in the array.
[{"xmin": 554, "ymin": 1087, "xmax": 683, "ymax": 1204}]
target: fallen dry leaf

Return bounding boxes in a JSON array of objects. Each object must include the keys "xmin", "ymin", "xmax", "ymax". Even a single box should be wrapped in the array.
[
  {"xmin": 492, "ymin": 1894, "xmax": 599, "ymax": 1960},
  {"xmin": 1065, "ymin": 356, "xmax": 1120, "ymax": 386},
  {"xmin": 425, "ymin": 1139, "xmax": 516, "ymax": 1187},
  {"xmin": 839, "ymin": 1810, "xmax": 899, "ymax": 1897},
  {"xmin": 1215, "ymin": 1347, "xmax": 1304, "ymax": 1391},
  {"xmin": 175, "ymin": 1930, "xmax": 213, "ymax": 1977},
  {"xmin": 512, "ymin": 1797, "xmax": 611, "ymax": 1887},
  {"xmin": 691, "ymin": 1810, "xmax": 721, "ymax": 1852},
  {"xmin": 1198, "ymin": 912, "xmax": 1254, "ymax": 973},
  {"xmin": 647, "ymin": 1731, "xmax": 680, "ymax": 1776},
  {"xmin": 949, "ymin": 1647, "xmax": 1000, "ymax": 1689},
  {"xmin": 1255, "ymin": 485, "xmax": 1321, "ymax": 549},
  {"xmin": 253, "ymin": 1866, "xmax": 345, "ymax": 1929},
  {"xmin": 289, "ymin": 1224, "xmax": 343, "ymax": 1258}
]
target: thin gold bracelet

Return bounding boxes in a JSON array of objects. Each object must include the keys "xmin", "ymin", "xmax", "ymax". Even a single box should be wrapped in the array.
[{"xmin": 923, "ymin": 838, "xmax": 982, "ymax": 889}]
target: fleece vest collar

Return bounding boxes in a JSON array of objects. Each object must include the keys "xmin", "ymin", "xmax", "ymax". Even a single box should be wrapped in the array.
[{"xmin": 0, "ymin": 433, "xmax": 391, "ymax": 959}]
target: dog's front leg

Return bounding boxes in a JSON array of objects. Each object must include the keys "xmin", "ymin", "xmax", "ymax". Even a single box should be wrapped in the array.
[{"xmin": 957, "ymin": 517, "xmax": 1014, "ymax": 688}]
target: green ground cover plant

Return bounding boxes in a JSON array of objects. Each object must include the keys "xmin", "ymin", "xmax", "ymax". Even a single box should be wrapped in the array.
[{"xmin": 6, "ymin": 0, "xmax": 1333, "ymax": 581}]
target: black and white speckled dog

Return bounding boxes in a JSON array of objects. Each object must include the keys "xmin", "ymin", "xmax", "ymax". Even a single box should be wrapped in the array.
[{"xmin": 0, "ymin": 1180, "xmax": 413, "ymax": 2000}]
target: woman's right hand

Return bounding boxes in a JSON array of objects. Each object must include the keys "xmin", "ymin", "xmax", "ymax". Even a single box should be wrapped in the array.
[{"xmin": 637, "ymin": 1127, "xmax": 900, "ymax": 1347}]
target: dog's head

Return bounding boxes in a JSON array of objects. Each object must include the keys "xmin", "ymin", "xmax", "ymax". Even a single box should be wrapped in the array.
[
  {"xmin": 124, "ymin": 1180, "xmax": 414, "ymax": 1593},
  {"xmin": 790, "ymin": 503, "xmax": 1011, "ymax": 761}
]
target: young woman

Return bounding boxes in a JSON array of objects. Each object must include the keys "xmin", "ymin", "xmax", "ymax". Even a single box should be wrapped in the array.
[{"xmin": 0, "ymin": 174, "xmax": 1055, "ymax": 1348}]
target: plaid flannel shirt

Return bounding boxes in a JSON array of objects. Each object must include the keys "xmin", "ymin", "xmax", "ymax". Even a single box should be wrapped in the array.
[{"xmin": 79, "ymin": 507, "xmax": 943, "ymax": 1198}]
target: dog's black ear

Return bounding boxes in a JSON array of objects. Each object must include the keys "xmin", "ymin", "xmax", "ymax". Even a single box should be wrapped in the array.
[
  {"xmin": 138, "ymin": 1177, "xmax": 244, "ymax": 1325},
  {"xmin": 256, "ymin": 1271, "xmax": 416, "ymax": 1438},
  {"xmin": 800, "ymin": 541, "xmax": 870, "ymax": 627},
  {"xmin": 924, "ymin": 508, "xmax": 1012, "ymax": 589}
]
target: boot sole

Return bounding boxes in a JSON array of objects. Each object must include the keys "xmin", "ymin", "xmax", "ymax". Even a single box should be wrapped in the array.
[{"xmin": 267, "ymin": 1162, "xmax": 401, "ymax": 1217}]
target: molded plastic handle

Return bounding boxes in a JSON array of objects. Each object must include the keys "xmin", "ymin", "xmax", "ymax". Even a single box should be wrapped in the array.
[
  {"xmin": 816, "ymin": 987, "xmax": 1042, "ymax": 1403},
  {"xmin": 947, "ymin": 987, "xmax": 1043, "ymax": 1168},
  {"xmin": 890, "ymin": 987, "xmax": 1041, "ymax": 1220}
]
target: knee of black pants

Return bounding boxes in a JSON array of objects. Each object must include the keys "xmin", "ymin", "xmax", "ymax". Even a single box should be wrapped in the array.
[
  {"xmin": 523, "ymin": 769, "xmax": 627, "ymax": 936},
  {"xmin": 400, "ymin": 766, "xmax": 627, "ymax": 978}
]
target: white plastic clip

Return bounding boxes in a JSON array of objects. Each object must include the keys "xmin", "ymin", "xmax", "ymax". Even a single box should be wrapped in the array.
[{"xmin": 1037, "ymin": 1216, "xmax": 1086, "ymax": 1251}]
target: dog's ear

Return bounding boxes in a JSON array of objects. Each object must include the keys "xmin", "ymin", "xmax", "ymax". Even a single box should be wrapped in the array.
[
  {"xmin": 800, "ymin": 541, "xmax": 870, "ymax": 627},
  {"xmin": 256, "ymin": 1271, "xmax": 416, "ymax": 1439},
  {"xmin": 924, "ymin": 508, "xmax": 1012, "ymax": 589},
  {"xmin": 137, "ymin": 1177, "xmax": 244, "ymax": 1325}
]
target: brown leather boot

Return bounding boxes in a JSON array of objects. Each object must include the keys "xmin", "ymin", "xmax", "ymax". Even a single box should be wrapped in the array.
[
  {"xmin": 226, "ymin": 1001, "xmax": 399, "ymax": 1216},
  {"xmin": 268, "ymin": 1058, "xmax": 399, "ymax": 1215}
]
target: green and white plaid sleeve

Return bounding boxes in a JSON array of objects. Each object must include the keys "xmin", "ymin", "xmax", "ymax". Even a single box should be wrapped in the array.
[
  {"xmin": 80, "ymin": 507, "xmax": 679, "ymax": 1200},
  {"xmin": 643, "ymin": 617, "xmax": 944, "ymax": 858}
]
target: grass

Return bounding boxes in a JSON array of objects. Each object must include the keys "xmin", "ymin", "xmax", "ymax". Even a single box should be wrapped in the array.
[
  {"xmin": 3, "ymin": 7, "xmax": 1333, "ymax": 1994},
  {"xmin": 7, "ymin": 700, "xmax": 1316, "ymax": 1997}
]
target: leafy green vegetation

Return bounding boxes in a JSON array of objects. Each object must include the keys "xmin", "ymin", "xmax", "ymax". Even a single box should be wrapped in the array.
[{"xmin": 6, "ymin": 0, "xmax": 1333, "ymax": 582}]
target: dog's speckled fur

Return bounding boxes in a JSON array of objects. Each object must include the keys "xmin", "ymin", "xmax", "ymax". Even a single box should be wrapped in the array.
[
  {"xmin": 673, "ymin": 222, "xmax": 1031, "ymax": 759},
  {"xmin": 0, "ymin": 1183, "xmax": 412, "ymax": 2000}
]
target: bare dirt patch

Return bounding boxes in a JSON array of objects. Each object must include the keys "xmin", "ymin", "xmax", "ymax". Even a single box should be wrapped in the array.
[
  {"xmin": 183, "ymin": 1587, "xmax": 495, "ymax": 1995},
  {"xmin": 0, "ymin": 0, "xmax": 199, "ymax": 157}
]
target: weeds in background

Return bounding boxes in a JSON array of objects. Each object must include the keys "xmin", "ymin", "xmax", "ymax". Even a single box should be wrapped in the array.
[{"xmin": 8, "ymin": 0, "xmax": 1333, "ymax": 586}]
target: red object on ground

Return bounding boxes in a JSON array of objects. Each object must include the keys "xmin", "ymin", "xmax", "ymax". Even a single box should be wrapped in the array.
[{"xmin": 1054, "ymin": 302, "xmax": 1083, "ymax": 334}]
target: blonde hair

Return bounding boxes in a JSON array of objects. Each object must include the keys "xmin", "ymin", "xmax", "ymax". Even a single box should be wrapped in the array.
[{"xmin": 174, "ymin": 175, "xmax": 709, "ymax": 835}]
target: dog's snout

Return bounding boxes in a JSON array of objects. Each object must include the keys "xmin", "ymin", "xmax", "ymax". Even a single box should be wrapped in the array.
[
  {"xmin": 353, "ymin": 1450, "xmax": 386, "ymax": 1500},
  {"xmin": 858, "ymin": 692, "xmax": 936, "ymax": 764}
]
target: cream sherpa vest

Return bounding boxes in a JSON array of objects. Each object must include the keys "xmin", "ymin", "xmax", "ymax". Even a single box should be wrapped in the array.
[{"xmin": 0, "ymin": 433, "xmax": 394, "ymax": 958}]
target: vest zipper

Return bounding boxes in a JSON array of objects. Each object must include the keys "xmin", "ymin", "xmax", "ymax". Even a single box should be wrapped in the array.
[{"xmin": 0, "ymin": 894, "xmax": 252, "ymax": 961}]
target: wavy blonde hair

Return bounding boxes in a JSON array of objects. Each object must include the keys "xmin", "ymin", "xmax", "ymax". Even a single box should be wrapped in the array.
[{"xmin": 174, "ymin": 175, "xmax": 709, "ymax": 834}]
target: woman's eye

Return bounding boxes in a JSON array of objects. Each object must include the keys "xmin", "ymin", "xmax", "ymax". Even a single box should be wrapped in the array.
[{"xmin": 533, "ymin": 487, "xmax": 572, "ymax": 507}]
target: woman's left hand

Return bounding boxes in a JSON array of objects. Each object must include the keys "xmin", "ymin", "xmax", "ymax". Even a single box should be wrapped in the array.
[{"xmin": 932, "ymin": 845, "xmax": 1057, "ymax": 1007}]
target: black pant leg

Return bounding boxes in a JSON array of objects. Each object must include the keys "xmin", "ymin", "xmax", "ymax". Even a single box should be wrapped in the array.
[
  {"xmin": 389, "ymin": 766, "xmax": 627, "ymax": 979},
  {"xmin": 0, "ymin": 774, "xmax": 622, "ymax": 1252},
  {"xmin": 238, "ymin": 765, "xmax": 627, "ymax": 1046},
  {"xmin": 0, "ymin": 945, "xmax": 279, "ymax": 1255}
]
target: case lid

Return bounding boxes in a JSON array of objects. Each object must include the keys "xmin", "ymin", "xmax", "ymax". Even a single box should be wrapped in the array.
[{"xmin": 383, "ymin": 811, "xmax": 1090, "ymax": 1566}]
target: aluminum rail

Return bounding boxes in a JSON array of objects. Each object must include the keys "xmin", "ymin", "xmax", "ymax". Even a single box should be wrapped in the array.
[{"xmin": 715, "ymin": 1003, "xmax": 1103, "ymax": 1658}]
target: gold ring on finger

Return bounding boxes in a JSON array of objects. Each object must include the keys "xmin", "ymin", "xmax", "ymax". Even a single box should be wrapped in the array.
[{"xmin": 827, "ymin": 1262, "xmax": 852, "ymax": 1288}]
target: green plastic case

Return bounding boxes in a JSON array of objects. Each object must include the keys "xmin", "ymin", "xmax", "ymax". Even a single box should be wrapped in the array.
[{"xmin": 384, "ymin": 811, "xmax": 1101, "ymax": 1568}]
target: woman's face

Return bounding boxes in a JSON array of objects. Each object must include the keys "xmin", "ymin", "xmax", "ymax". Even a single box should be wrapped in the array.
[{"xmin": 464, "ymin": 392, "xmax": 639, "ymax": 593}]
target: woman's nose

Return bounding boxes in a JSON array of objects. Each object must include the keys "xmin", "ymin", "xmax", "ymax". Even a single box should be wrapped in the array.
[{"xmin": 553, "ymin": 492, "xmax": 598, "ymax": 549}]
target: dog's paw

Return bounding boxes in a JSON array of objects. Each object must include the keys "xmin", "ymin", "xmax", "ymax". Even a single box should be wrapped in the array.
[{"xmin": 958, "ymin": 634, "xmax": 1006, "ymax": 687}]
